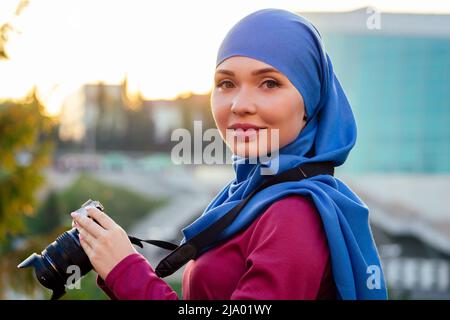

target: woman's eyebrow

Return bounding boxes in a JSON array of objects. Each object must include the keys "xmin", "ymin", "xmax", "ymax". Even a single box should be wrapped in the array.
[{"xmin": 215, "ymin": 67, "xmax": 281, "ymax": 76}]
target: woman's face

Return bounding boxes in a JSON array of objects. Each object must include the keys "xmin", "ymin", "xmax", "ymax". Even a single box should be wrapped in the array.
[{"xmin": 211, "ymin": 56, "xmax": 307, "ymax": 158}]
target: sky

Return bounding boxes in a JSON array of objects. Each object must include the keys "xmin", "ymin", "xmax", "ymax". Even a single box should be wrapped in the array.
[{"xmin": 1, "ymin": 0, "xmax": 449, "ymax": 116}]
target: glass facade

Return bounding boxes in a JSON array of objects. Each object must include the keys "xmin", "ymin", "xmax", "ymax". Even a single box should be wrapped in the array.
[{"xmin": 321, "ymin": 33, "xmax": 450, "ymax": 173}]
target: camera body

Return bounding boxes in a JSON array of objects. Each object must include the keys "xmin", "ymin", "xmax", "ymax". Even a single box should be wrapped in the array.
[{"xmin": 17, "ymin": 199, "xmax": 104, "ymax": 300}]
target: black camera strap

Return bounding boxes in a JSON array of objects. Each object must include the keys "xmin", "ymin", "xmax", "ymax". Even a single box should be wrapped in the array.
[
  {"xmin": 128, "ymin": 161, "xmax": 335, "ymax": 278},
  {"xmin": 128, "ymin": 237, "xmax": 179, "ymax": 251}
]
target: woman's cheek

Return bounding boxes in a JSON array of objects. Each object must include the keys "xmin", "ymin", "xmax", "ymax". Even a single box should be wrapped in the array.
[{"xmin": 211, "ymin": 105, "xmax": 229, "ymax": 136}]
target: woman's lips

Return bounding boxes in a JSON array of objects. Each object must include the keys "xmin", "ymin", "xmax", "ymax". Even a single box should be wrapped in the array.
[
  {"xmin": 228, "ymin": 123, "xmax": 266, "ymax": 131},
  {"xmin": 227, "ymin": 123, "xmax": 268, "ymax": 142}
]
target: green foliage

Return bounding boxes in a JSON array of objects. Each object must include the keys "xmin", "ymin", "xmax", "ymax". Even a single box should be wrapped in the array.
[{"xmin": 0, "ymin": 91, "xmax": 54, "ymax": 242}]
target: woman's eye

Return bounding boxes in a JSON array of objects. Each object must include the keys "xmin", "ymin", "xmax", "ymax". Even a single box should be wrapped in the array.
[
  {"xmin": 216, "ymin": 79, "xmax": 280, "ymax": 90},
  {"xmin": 217, "ymin": 80, "xmax": 234, "ymax": 89},
  {"xmin": 261, "ymin": 79, "xmax": 280, "ymax": 89}
]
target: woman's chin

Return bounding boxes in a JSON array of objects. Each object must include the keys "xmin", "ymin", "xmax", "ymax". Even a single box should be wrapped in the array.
[{"xmin": 232, "ymin": 141, "xmax": 274, "ymax": 160}]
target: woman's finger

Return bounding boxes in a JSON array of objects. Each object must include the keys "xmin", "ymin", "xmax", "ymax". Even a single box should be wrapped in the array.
[
  {"xmin": 78, "ymin": 226, "xmax": 95, "ymax": 248},
  {"xmin": 78, "ymin": 231, "xmax": 93, "ymax": 256},
  {"xmin": 86, "ymin": 207, "xmax": 116, "ymax": 230},
  {"xmin": 71, "ymin": 211, "xmax": 105, "ymax": 238}
]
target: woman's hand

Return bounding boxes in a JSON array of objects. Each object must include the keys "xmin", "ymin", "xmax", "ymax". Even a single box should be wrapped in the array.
[{"xmin": 70, "ymin": 207, "xmax": 138, "ymax": 280}]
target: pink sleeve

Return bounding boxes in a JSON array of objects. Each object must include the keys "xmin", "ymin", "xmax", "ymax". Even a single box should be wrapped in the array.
[
  {"xmin": 230, "ymin": 196, "xmax": 332, "ymax": 300},
  {"xmin": 96, "ymin": 253, "xmax": 179, "ymax": 300}
]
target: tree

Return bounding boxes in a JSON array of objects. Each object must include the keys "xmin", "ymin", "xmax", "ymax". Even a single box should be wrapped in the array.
[
  {"xmin": 0, "ymin": 90, "xmax": 55, "ymax": 299},
  {"xmin": 0, "ymin": 90, "xmax": 54, "ymax": 243},
  {"xmin": 1, "ymin": 0, "xmax": 55, "ymax": 245},
  {"xmin": 0, "ymin": 0, "xmax": 29, "ymax": 59},
  {"xmin": 0, "ymin": 89, "xmax": 55, "ymax": 298}
]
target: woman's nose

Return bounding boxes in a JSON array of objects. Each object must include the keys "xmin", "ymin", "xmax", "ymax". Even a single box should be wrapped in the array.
[{"xmin": 230, "ymin": 90, "xmax": 257, "ymax": 116}]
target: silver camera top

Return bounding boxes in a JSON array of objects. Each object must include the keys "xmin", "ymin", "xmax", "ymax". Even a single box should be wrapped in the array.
[
  {"xmin": 73, "ymin": 199, "xmax": 105, "ymax": 217},
  {"xmin": 80, "ymin": 199, "xmax": 104, "ymax": 211}
]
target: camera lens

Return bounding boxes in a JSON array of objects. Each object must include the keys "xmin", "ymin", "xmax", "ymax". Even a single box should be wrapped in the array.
[
  {"xmin": 18, "ymin": 227, "xmax": 93, "ymax": 299},
  {"xmin": 18, "ymin": 200, "xmax": 101, "ymax": 299}
]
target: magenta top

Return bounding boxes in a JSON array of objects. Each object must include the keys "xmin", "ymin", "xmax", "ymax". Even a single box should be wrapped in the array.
[{"xmin": 96, "ymin": 195, "xmax": 336, "ymax": 300}]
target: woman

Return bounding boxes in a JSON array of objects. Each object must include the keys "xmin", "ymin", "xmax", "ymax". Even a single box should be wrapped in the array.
[{"xmin": 71, "ymin": 8, "xmax": 387, "ymax": 300}]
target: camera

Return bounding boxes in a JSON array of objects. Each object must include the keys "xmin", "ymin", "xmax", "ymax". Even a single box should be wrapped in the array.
[{"xmin": 17, "ymin": 199, "xmax": 104, "ymax": 300}]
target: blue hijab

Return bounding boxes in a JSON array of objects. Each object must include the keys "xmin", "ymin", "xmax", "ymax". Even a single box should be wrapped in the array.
[{"xmin": 180, "ymin": 8, "xmax": 387, "ymax": 300}]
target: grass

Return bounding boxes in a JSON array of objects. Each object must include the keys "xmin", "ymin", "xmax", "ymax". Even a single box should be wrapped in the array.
[{"xmin": 53, "ymin": 272, "xmax": 110, "ymax": 300}]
